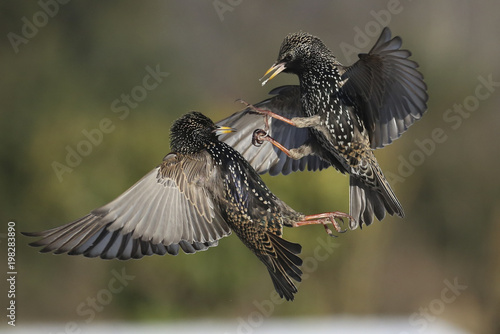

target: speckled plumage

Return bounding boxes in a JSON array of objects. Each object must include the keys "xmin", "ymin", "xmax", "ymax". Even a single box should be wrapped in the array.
[
  {"xmin": 220, "ymin": 28, "xmax": 428, "ymax": 227},
  {"xmin": 278, "ymin": 31, "xmax": 406, "ymax": 227},
  {"xmin": 24, "ymin": 112, "xmax": 306, "ymax": 301}
]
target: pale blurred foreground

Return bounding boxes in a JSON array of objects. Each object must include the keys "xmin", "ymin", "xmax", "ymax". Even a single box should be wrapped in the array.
[{"xmin": 3, "ymin": 317, "xmax": 470, "ymax": 334}]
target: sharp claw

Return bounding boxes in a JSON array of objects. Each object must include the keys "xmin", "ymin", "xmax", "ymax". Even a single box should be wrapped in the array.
[
  {"xmin": 323, "ymin": 225, "xmax": 336, "ymax": 237},
  {"xmin": 327, "ymin": 213, "xmax": 352, "ymax": 235},
  {"xmin": 237, "ymin": 99, "xmax": 259, "ymax": 114},
  {"xmin": 339, "ymin": 217, "xmax": 348, "ymax": 233},
  {"xmin": 327, "ymin": 230, "xmax": 338, "ymax": 238},
  {"xmin": 236, "ymin": 99, "xmax": 250, "ymax": 109},
  {"xmin": 338, "ymin": 217, "xmax": 347, "ymax": 233},
  {"xmin": 236, "ymin": 98, "xmax": 251, "ymax": 106},
  {"xmin": 252, "ymin": 129, "xmax": 268, "ymax": 147},
  {"xmin": 239, "ymin": 101, "xmax": 269, "ymax": 116},
  {"xmin": 297, "ymin": 211, "xmax": 353, "ymax": 237}
]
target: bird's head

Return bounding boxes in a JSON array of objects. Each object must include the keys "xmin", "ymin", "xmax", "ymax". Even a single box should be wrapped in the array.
[
  {"xmin": 170, "ymin": 111, "xmax": 235, "ymax": 154},
  {"xmin": 260, "ymin": 31, "xmax": 331, "ymax": 86}
]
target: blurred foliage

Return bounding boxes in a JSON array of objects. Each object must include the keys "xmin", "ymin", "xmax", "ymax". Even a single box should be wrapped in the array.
[{"xmin": 1, "ymin": 1, "xmax": 499, "ymax": 333}]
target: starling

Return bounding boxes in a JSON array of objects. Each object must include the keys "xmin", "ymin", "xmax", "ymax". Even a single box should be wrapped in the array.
[
  {"xmin": 219, "ymin": 27, "xmax": 428, "ymax": 227},
  {"xmin": 24, "ymin": 111, "xmax": 350, "ymax": 301}
]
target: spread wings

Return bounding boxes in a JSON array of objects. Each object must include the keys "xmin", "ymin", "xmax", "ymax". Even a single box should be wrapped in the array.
[
  {"xmin": 217, "ymin": 85, "xmax": 331, "ymax": 176},
  {"xmin": 219, "ymin": 28, "xmax": 427, "ymax": 177},
  {"xmin": 339, "ymin": 27, "xmax": 428, "ymax": 148},
  {"xmin": 24, "ymin": 152, "xmax": 231, "ymax": 259}
]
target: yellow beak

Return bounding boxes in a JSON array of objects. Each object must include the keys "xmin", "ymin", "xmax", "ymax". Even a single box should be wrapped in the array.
[
  {"xmin": 259, "ymin": 63, "xmax": 286, "ymax": 86},
  {"xmin": 215, "ymin": 126, "xmax": 236, "ymax": 135}
]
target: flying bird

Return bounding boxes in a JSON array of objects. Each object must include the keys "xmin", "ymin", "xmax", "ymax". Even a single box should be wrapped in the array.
[
  {"xmin": 219, "ymin": 27, "xmax": 428, "ymax": 228},
  {"xmin": 24, "ymin": 111, "xmax": 350, "ymax": 301}
]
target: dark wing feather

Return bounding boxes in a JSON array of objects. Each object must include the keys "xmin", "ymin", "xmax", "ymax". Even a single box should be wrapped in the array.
[
  {"xmin": 340, "ymin": 27, "xmax": 428, "ymax": 148},
  {"xmin": 217, "ymin": 85, "xmax": 331, "ymax": 175},
  {"xmin": 23, "ymin": 152, "xmax": 231, "ymax": 259}
]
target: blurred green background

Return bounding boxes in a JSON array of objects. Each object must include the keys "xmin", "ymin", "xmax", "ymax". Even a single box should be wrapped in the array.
[{"xmin": 1, "ymin": 1, "xmax": 499, "ymax": 333}]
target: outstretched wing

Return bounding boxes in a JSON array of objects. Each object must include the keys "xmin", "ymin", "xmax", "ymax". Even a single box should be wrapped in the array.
[
  {"xmin": 218, "ymin": 85, "xmax": 331, "ymax": 176},
  {"xmin": 24, "ymin": 152, "xmax": 231, "ymax": 259},
  {"xmin": 340, "ymin": 27, "xmax": 428, "ymax": 149}
]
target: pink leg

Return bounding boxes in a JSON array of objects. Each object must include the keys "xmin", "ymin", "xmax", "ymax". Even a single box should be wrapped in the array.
[
  {"xmin": 238, "ymin": 99, "xmax": 297, "ymax": 127},
  {"xmin": 252, "ymin": 129, "xmax": 295, "ymax": 158},
  {"xmin": 293, "ymin": 212, "xmax": 354, "ymax": 236}
]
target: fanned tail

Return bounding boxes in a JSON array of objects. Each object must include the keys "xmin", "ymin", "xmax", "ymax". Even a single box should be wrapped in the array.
[
  {"xmin": 349, "ymin": 158, "xmax": 403, "ymax": 228},
  {"xmin": 260, "ymin": 232, "xmax": 303, "ymax": 301}
]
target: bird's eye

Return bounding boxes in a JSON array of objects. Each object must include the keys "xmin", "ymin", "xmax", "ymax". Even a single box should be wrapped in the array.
[{"xmin": 283, "ymin": 54, "xmax": 292, "ymax": 63}]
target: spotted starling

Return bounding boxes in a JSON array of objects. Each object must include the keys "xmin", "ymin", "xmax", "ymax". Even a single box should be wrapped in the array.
[
  {"xmin": 219, "ymin": 27, "xmax": 427, "ymax": 228},
  {"xmin": 24, "ymin": 111, "xmax": 350, "ymax": 301}
]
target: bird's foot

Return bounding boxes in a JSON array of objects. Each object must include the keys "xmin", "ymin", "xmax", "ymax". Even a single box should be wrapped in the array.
[
  {"xmin": 251, "ymin": 129, "xmax": 302, "ymax": 160},
  {"xmin": 252, "ymin": 129, "xmax": 268, "ymax": 147},
  {"xmin": 294, "ymin": 212, "xmax": 354, "ymax": 237},
  {"xmin": 237, "ymin": 99, "xmax": 297, "ymax": 128},
  {"xmin": 237, "ymin": 99, "xmax": 269, "ymax": 115},
  {"xmin": 237, "ymin": 99, "xmax": 273, "ymax": 131}
]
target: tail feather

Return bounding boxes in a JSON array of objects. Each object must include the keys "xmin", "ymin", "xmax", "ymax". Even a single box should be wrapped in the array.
[
  {"xmin": 349, "ymin": 162, "xmax": 404, "ymax": 228},
  {"xmin": 260, "ymin": 232, "xmax": 303, "ymax": 301}
]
